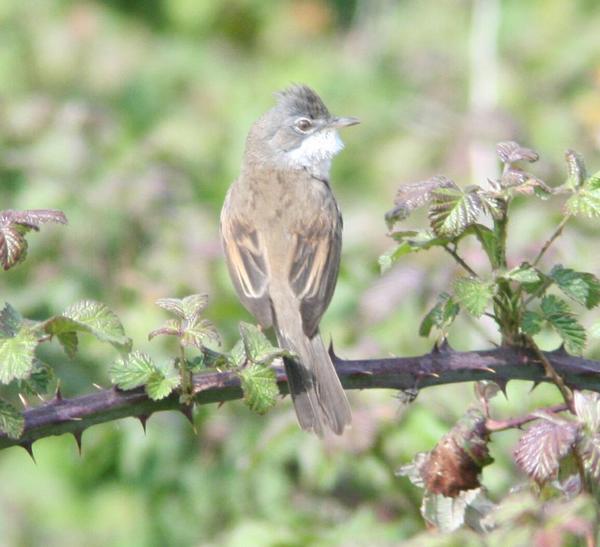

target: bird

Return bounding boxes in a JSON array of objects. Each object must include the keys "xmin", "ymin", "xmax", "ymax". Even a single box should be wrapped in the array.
[{"xmin": 220, "ymin": 84, "xmax": 359, "ymax": 436}]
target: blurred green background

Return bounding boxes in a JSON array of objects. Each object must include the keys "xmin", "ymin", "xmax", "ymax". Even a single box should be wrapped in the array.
[{"xmin": 1, "ymin": 0, "xmax": 600, "ymax": 545}]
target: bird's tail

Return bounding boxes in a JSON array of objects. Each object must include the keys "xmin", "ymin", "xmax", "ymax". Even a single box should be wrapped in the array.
[{"xmin": 276, "ymin": 327, "xmax": 351, "ymax": 437}]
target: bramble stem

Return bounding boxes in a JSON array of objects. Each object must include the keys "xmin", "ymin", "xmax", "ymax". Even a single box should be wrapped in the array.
[{"xmin": 532, "ymin": 214, "xmax": 571, "ymax": 266}]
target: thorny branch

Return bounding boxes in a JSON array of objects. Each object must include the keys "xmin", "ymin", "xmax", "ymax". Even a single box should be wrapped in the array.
[{"xmin": 3, "ymin": 345, "xmax": 600, "ymax": 452}]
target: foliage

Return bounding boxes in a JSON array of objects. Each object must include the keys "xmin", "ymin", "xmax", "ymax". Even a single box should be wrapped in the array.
[{"xmin": 385, "ymin": 143, "xmax": 600, "ymax": 537}]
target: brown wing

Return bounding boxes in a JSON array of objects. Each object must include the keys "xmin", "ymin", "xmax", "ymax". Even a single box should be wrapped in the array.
[
  {"xmin": 220, "ymin": 192, "xmax": 273, "ymax": 328},
  {"xmin": 289, "ymin": 201, "xmax": 342, "ymax": 338}
]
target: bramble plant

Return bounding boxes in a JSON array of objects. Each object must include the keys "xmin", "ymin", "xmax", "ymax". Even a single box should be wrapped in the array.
[
  {"xmin": 383, "ymin": 142, "xmax": 600, "ymax": 539},
  {"xmin": 2, "ymin": 142, "xmax": 600, "ymax": 543}
]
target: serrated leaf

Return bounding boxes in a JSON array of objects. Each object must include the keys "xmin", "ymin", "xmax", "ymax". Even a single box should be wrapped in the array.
[
  {"xmin": 479, "ymin": 191, "xmax": 506, "ymax": 219},
  {"xmin": 429, "ymin": 184, "xmax": 484, "ymax": 238},
  {"xmin": 109, "ymin": 350, "xmax": 156, "ymax": 390},
  {"xmin": 145, "ymin": 366, "xmax": 180, "ymax": 401},
  {"xmin": 19, "ymin": 359, "xmax": 54, "ymax": 396},
  {"xmin": 181, "ymin": 318, "xmax": 220, "ymax": 350},
  {"xmin": 380, "ymin": 230, "xmax": 451, "ymax": 271},
  {"xmin": 541, "ymin": 295, "xmax": 586, "ymax": 354},
  {"xmin": 57, "ymin": 332, "xmax": 78, "ymax": 358},
  {"xmin": 565, "ymin": 174, "xmax": 600, "ymax": 219},
  {"xmin": 239, "ymin": 322, "xmax": 289, "ymax": 364},
  {"xmin": 574, "ymin": 391, "xmax": 600, "ymax": 432},
  {"xmin": 148, "ymin": 318, "xmax": 181, "ymax": 341},
  {"xmin": 0, "ymin": 223, "xmax": 28, "ymax": 270},
  {"xmin": 182, "ymin": 294, "xmax": 208, "ymax": 321},
  {"xmin": 239, "ymin": 364, "xmax": 279, "ymax": 414},
  {"xmin": 505, "ymin": 264, "xmax": 541, "ymax": 284},
  {"xmin": 0, "ymin": 303, "xmax": 22, "ymax": 337},
  {"xmin": 0, "ymin": 326, "xmax": 38, "ymax": 384},
  {"xmin": 62, "ymin": 300, "xmax": 131, "ymax": 352},
  {"xmin": 564, "ymin": 149, "xmax": 587, "ymax": 190},
  {"xmin": 496, "ymin": 141, "xmax": 539, "ymax": 164},
  {"xmin": 550, "ymin": 265, "xmax": 600, "ymax": 309},
  {"xmin": 469, "ymin": 224, "xmax": 501, "ymax": 269},
  {"xmin": 155, "ymin": 298, "xmax": 186, "ymax": 319},
  {"xmin": 453, "ymin": 277, "xmax": 494, "ymax": 317},
  {"xmin": 514, "ymin": 418, "xmax": 579, "ymax": 484},
  {"xmin": 228, "ymin": 339, "xmax": 247, "ymax": 368},
  {"xmin": 0, "ymin": 399, "xmax": 24, "ymax": 439},
  {"xmin": 0, "ymin": 209, "xmax": 67, "ymax": 271},
  {"xmin": 385, "ymin": 176, "xmax": 456, "ymax": 227},
  {"xmin": 521, "ymin": 311, "xmax": 543, "ymax": 335},
  {"xmin": 419, "ymin": 293, "xmax": 459, "ymax": 336}
]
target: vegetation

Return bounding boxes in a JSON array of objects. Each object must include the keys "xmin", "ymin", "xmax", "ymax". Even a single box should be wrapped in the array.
[{"xmin": 2, "ymin": 0, "xmax": 600, "ymax": 545}]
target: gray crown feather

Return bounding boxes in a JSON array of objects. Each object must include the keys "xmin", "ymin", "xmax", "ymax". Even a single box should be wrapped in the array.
[{"xmin": 275, "ymin": 84, "xmax": 330, "ymax": 119}]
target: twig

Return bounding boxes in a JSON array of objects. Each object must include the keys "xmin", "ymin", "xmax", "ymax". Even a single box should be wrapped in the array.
[
  {"xmin": 485, "ymin": 403, "xmax": 567, "ymax": 432},
  {"xmin": 532, "ymin": 214, "xmax": 571, "ymax": 266},
  {"xmin": 443, "ymin": 245, "xmax": 479, "ymax": 277},
  {"xmin": 525, "ymin": 335, "xmax": 574, "ymax": 412},
  {"xmin": 3, "ymin": 345, "xmax": 600, "ymax": 450}
]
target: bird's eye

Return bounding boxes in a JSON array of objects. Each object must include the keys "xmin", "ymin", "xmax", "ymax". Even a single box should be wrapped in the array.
[{"xmin": 294, "ymin": 118, "xmax": 312, "ymax": 132}]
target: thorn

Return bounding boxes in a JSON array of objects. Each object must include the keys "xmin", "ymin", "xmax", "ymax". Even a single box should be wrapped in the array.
[
  {"xmin": 54, "ymin": 383, "xmax": 63, "ymax": 402},
  {"xmin": 495, "ymin": 379, "xmax": 509, "ymax": 398},
  {"xmin": 137, "ymin": 414, "xmax": 149, "ymax": 433},
  {"xmin": 417, "ymin": 371, "xmax": 440, "ymax": 379},
  {"xmin": 328, "ymin": 339, "xmax": 338, "ymax": 360},
  {"xmin": 92, "ymin": 383, "xmax": 103, "ymax": 390},
  {"xmin": 180, "ymin": 405, "xmax": 197, "ymax": 432},
  {"xmin": 477, "ymin": 367, "xmax": 496, "ymax": 374},
  {"xmin": 37, "ymin": 394, "xmax": 46, "ymax": 403},
  {"xmin": 354, "ymin": 370, "xmax": 373, "ymax": 376},
  {"xmin": 551, "ymin": 344, "xmax": 569, "ymax": 356},
  {"xmin": 529, "ymin": 381, "xmax": 542, "ymax": 393},
  {"xmin": 18, "ymin": 393, "xmax": 28, "ymax": 408},
  {"xmin": 20, "ymin": 442, "xmax": 36, "ymax": 463},
  {"xmin": 72, "ymin": 431, "xmax": 83, "ymax": 455},
  {"xmin": 432, "ymin": 338, "xmax": 453, "ymax": 354},
  {"xmin": 217, "ymin": 401, "xmax": 225, "ymax": 409}
]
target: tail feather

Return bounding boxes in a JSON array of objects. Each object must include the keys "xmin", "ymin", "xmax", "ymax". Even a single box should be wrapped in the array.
[{"xmin": 278, "ymin": 331, "xmax": 351, "ymax": 436}]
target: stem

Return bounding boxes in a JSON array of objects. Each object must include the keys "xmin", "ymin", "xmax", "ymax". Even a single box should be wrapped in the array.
[
  {"xmin": 4, "ymin": 346, "xmax": 600, "ymax": 449},
  {"xmin": 443, "ymin": 245, "xmax": 479, "ymax": 277},
  {"xmin": 524, "ymin": 335, "xmax": 574, "ymax": 412},
  {"xmin": 532, "ymin": 214, "xmax": 571, "ymax": 266},
  {"xmin": 485, "ymin": 403, "xmax": 567, "ymax": 432},
  {"xmin": 178, "ymin": 343, "xmax": 193, "ymax": 404}
]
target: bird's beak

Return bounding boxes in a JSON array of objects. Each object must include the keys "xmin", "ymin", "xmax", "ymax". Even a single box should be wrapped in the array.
[{"xmin": 329, "ymin": 116, "xmax": 360, "ymax": 128}]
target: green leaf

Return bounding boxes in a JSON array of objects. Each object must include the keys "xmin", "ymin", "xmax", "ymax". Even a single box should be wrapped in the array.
[
  {"xmin": 0, "ymin": 303, "xmax": 22, "ymax": 337},
  {"xmin": 145, "ymin": 364, "xmax": 180, "ymax": 401},
  {"xmin": 0, "ymin": 399, "xmax": 24, "ymax": 439},
  {"xmin": 239, "ymin": 322, "xmax": 289, "ymax": 365},
  {"xmin": 421, "ymin": 489, "xmax": 489, "ymax": 533},
  {"xmin": 550, "ymin": 265, "xmax": 600, "ymax": 309},
  {"xmin": 453, "ymin": 277, "xmax": 494, "ymax": 317},
  {"xmin": 19, "ymin": 359, "xmax": 55, "ymax": 396},
  {"xmin": 521, "ymin": 311, "xmax": 544, "ymax": 335},
  {"xmin": 228, "ymin": 339, "xmax": 247, "ymax": 368},
  {"xmin": 479, "ymin": 191, "xmax": 506, "ymax": 220},
  {"xmin": 0, "ymin": 326, "xmax": 38, "ymax": 384},
  {"xmin": 429, "ymin": 184, "xmax": 484, "ymax": 238},
  {"xmin": 564, "ymin": 149, "xmax": 587, "ymax": 190},
  {"xmin": 469, "ymin": 224, "xmax": 501, "ymax": 269},
  {"xmin": 57, "ymin": 332, "xmax": 78, "ymax": 359},
  {"xmin": 109, "ymin": 350, "xmax": 156, "ymax": 390},
  {"xmin": 419, "ymin": 293, "xmax": 460, "ymax": 337},
  {"xmin": 239, "ymin": 364, "xmax": 279, "ymax": 415},
  {"xmin": 565, "ymin": 173, "xmax": 600, "ymax": 218},
  {"xmin": 541, "ymin": 295, "xmax": 586, "ymax": 355},
  {"xmin": 578, "ymin": 434, "xmax": 600, "ymax": 486},
  {"xmin": 181, "ymin": 318, "xmax": 220, "ymax": 350},
  {"xmin": 505, "ymin": 264, "xmax": 541, "ymax": 284},
  {"xmin": 148, "ymin": 318, "xmax": 181, "ymax": 341},
  {"xmin": 58, "ymin": 300, "xmax": 131, "ymax": 352}
]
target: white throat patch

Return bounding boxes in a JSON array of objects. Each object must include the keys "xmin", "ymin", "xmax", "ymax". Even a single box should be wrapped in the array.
[{"xmin": 286, "ymin": 129, "xmax": 344, "ymax": 171}]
